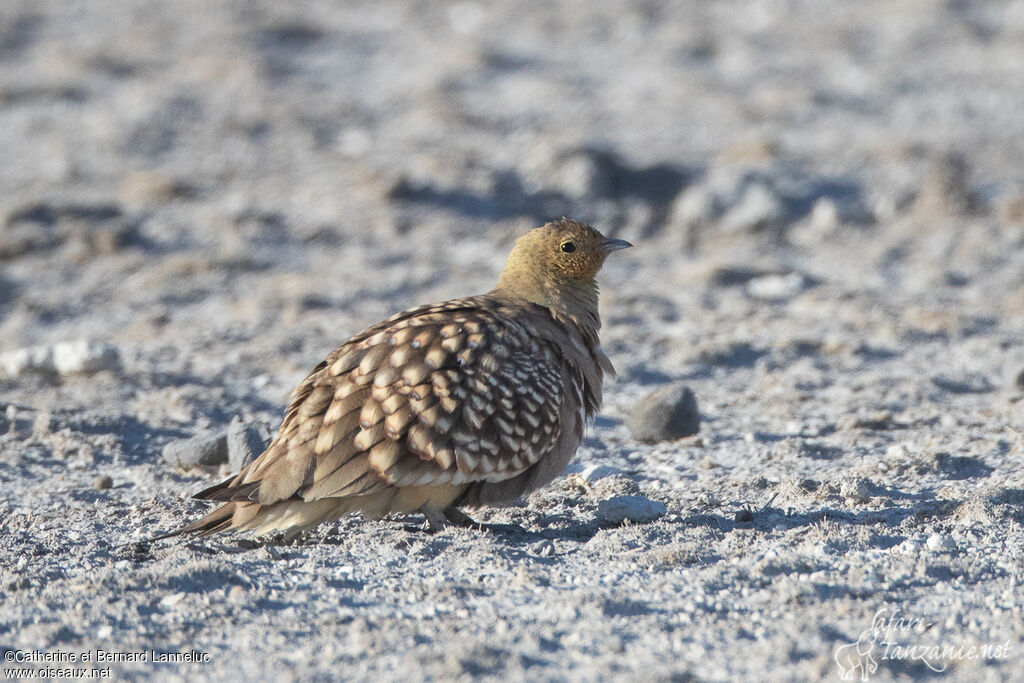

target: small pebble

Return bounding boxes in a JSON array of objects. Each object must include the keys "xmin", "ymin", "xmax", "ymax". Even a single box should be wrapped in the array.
[
  {"xmin": 160, "ymin": 592, "xmax": 186, "ymax": 608},
  {"xmin": 792, "ymin": 197, "xmax": 840, "ymax": 244},
  {"xmin": 926, "ymin": 533, "xmax": 955, "ymax": 552},
  {"xmin": 840, "ymin": 477, "xmax": 871, "ymax": 503},
  {"xmin": 93, "ymin": 475, "xmax": 113, "ymax": 490},
  {"xmin": 53, "ymin": 340, "xmax": 121, "ymax": 375},
  {"xmin": 118, "ymin": 170, "xmax": 180, "ymax": 206},
  {"xmin": 721, "ymin": 181, "xmax": 784, "ymax": 233},
  {"xmin": 895, "ymin": 538, "xmax": 923, "ymax": 555},
  {"xmin": 532, "ymin": 540, "xmax": 555, "ymax": 557},
  {"xmin": 597, "ymin": 495, "xmax": 667, "ymax": 524},
  {"xmin": 746, "ymin": 272, "xmax": 808, "ymax": 302},
  {"xmin": 626, "ymin": 383, "xmax": 700, "ymax": 443},
  {"xmin": 839, "ymin": 412, "xmax": 895, "ymax": 431},
  {"xmin": 707, "ymin": 266, "xmax": 766, "ymax": 287},
  {"xmin": 931, "ymin": 371, "xmax": 994, "ymax": 394},
  {"xmin": 885, "ymin": 443, "xmax": 910, "ymax": 459},
  {"xmin": 578, "ymin": 464, "xmax": 622, "ymax": 483},
  {"xmin": 696, "ymin": 491, "xmax": 719, "ymax": 506}
]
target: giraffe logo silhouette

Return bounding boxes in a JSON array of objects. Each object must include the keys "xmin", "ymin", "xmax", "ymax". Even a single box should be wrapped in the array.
[{"xmin": 834, "ymin": 622, "xmax": 880, "ymax": 680}]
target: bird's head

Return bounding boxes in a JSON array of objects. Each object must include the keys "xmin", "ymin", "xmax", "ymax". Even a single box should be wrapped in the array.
[
  {"xmin": 500, "ymin": 218, "xmax": 631, "ymax": 286},
  {"xmin": 494, "ymin": 218, "xmax": 631, "ymax": 328}
]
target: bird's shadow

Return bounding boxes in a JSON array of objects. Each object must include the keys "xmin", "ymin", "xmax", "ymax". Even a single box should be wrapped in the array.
[
  {"xmin": 247, "ymin": 510, "xmax": 605, "ymax": 555},
  {"xmin": 391, "ymin": 513, "xmax": 604, "ymax": 547},
  {"xmin": 151, "ymin": 478, "xmax": 975, "ymax": 560}
]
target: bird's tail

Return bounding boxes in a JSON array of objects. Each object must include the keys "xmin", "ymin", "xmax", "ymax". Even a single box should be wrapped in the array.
[{"xmin": 147, "ymin": 502, "xmax": 238, "ymax": 542}]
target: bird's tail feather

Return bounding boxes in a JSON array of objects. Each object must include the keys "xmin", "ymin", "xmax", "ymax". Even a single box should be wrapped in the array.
[{"xmin": 147, "ymin": 502, "xmax": 238, "ymax": 542}]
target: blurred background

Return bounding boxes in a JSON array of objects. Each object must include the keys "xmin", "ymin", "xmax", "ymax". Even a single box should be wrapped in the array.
[{"xmin": 3, "ymin": 0, "xmax": 1024, "ymax": 349}]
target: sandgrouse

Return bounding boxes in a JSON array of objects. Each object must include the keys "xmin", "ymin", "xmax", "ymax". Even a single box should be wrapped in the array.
[{"xmin": 162, "ymin": 219, "xmax": 631, "ymax": 538}]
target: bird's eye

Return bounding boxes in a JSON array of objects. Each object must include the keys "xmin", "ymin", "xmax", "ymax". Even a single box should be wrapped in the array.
[{"xmin": 560, "ymin": 241, "xmax": 577, "ymax": 253}]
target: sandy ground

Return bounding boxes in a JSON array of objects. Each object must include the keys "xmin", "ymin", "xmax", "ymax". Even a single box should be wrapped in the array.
[{"xmin": 2, "ymin": 1, "xmax": 1024, "ymax": 681}]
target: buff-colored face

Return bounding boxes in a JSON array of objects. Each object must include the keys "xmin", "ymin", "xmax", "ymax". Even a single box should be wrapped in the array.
[{"xmin": 510, "ymin": 219, "xmax": 632, "ymax": 283}]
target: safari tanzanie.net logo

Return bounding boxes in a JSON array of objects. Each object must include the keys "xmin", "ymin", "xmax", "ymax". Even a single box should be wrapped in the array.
[{"xmin": 834, "ymin": 607, "xmax": 1011, "ymax": 680}]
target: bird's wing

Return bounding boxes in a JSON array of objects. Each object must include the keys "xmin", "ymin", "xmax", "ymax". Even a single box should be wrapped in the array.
[{"xmin": 198, "ymin": 297, "xmax": 574, "ymax": 506}]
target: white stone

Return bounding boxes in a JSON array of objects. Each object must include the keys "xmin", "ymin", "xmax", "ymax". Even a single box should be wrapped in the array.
[
  {"xmin": 597, "ymin": 495, "xmax": 667, "ymax": 524},
  {"xmin": 926, "ymin": 534, "xmax": 955, "ymax": 552},
  {"xmin": 885, "ymin": 443, "xmax": 910, "ymax": 459},
  {"xmin": 160, "ymin": 592, "xmax": 187, "ymax": 608},
  {"xmin": 721, "ymin": 182, "xmax": 784, "ymax": 233},
  {"xmin": 579, "ymin": 464, "xmax": 621, "ymax": 483},
  {"xmin": 746, "ymin": 273, "xmax": 807, "ymax": 301},
  {"xmin": 52, "ymin": 340, "xmax": 121, "ymax": 374},
  {"xmin": 0, "ymin": 346, "xmax": 54, "ymax": 375},
  {"xmin": 0, "ymin": 340, "xmax": 120, "ymax": 376},
  {"xmin": 809, "ymin": 197, "xmax": 839, "ymax": 232},
  {"xmin": 672, "ymin": 186, "xmax": 714, "ymax": 227}
]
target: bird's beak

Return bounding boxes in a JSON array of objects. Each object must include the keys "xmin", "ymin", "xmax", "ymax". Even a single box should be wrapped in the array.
[{"xmin": 602, "ymin": 238, "xmax": 633, "ymax": 252}]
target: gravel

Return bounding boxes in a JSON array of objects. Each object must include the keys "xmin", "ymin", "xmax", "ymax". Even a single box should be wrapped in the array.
[{"xmin": 2, "ymin": 1, "xmax": 1023, "ymax": 682}]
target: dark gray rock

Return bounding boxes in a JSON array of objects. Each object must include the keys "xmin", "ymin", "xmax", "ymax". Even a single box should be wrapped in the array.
[
  {"xmin": 1, "ymin": 201, "xmax": 131, "ymax": 261},
  {"xmin": 627, "ymin": 383, "xmax": 700, "ymax": 443},
  {"xmin": 227, "ymin": 416, "xmax": 272, "ymax": 472},
  {"xmin": 161, "ymin": 431, "xmax": 229, "ymax": 468},
  {"xmin": 931, "ymin": 371, "xmax": 994, "ymax": 394}
]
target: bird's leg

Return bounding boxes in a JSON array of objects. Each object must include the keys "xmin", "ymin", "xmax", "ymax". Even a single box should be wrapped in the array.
[
  {"xmin": 444, "ymin": 507, "xmax": 479, "ymax": 528},
  {"xmin": 416, "ymin": 506, "xmax": 480, "ymax": 532},
  {"xmin": 419, "ymin": 507, "xmax": 450, "ymax": 533}
]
